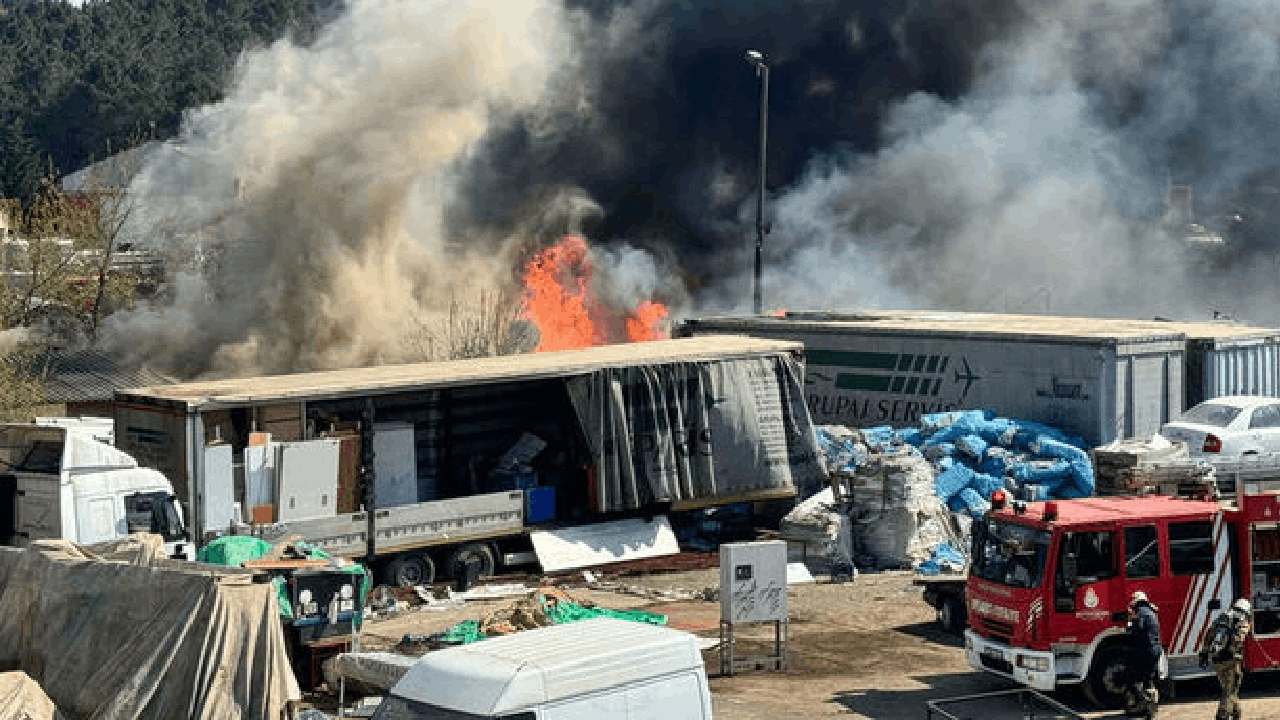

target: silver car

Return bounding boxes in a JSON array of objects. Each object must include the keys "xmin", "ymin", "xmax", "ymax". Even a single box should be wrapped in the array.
[{"xmin": 1160, "ymin": 395, "xmax": 1280, "ymax": 458}]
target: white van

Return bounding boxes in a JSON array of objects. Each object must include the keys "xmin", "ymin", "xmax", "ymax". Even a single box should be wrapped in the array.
[{"xmin": 372, "ymin": 617, "xmax": 715, "ymax": 720}]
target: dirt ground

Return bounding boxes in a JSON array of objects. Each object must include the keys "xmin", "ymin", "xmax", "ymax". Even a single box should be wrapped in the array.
[{"xmin": 335, "ymin": 560, "xmax": 1280, "ymax": 719}]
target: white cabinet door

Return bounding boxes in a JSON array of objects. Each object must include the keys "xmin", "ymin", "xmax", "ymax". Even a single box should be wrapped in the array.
[
  {"xmin": 373, "ymin": 424, "xmax": 417, "ymax": 508},
  {"xmin": 276, "ymin": 439, "xmax": 341, "ymax": 522},
  {"xmin": 201, "ymin": 444, "xmax": 236, "ymax": 535}
]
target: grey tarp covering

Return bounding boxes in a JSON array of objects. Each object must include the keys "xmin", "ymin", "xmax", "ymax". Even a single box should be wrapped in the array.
[
  {"xmin": 566, "ymin": 353, "xmax": 825, "ymax": 511},
  {"xmin": 0, "ymin": 539, "xmax": 300, "ymax": 720},
  {"xmin": 0, "ymin": 672, "xmax": 64, "ymax": 720}
]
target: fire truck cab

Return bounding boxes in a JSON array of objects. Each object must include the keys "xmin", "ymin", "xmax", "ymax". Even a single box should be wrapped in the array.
[{"xmin": 963, "ymin": 491, "xmax": 1280, "ymax": 708}]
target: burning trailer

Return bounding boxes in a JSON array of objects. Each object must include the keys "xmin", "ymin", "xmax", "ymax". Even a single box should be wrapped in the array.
[{"xmin": 112, "ymin": 336, "xmax": 826, "ymax": 588}]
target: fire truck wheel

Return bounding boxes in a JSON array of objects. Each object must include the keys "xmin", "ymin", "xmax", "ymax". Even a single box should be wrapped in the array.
[
  {"xmin": 939, "ymin": 596, "xmax": 966, "ymax": 634},
  {"xmin": 448, "ymin": 543, "xmax": 496, "ymax": 579},
  {"xmin": 1083, "ymin": 644, "xmax": 1130, "ymax": 710},
  {"xmin": 385, "ymin": 554, "xmax": 435, "ymax": 588}
]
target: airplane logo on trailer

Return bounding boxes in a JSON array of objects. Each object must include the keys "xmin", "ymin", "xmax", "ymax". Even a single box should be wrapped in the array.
[{"xmin": 805, "ymin": 350, "xmax": 983, "ymax": 401}]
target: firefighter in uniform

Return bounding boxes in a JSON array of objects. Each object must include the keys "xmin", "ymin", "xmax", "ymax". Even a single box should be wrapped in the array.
[
  {"xmin": 1199, "ymin": 598, "xmax": 1252, "ymax": 720},
  {"xmin": 1125, "ymin": 591, "xmax": 1162, "ymax": 718}
]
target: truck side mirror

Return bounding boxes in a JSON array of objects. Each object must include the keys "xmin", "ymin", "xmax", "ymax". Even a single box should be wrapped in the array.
[{"xmin": 1208, "ymin": 598, "xmax": 1222, "ymax": 611}]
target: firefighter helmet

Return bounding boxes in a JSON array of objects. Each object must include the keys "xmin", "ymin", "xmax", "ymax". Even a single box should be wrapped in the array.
[{"xmin": 1232, "ymin": 598, "xmax": 1252, "ymax": 614}]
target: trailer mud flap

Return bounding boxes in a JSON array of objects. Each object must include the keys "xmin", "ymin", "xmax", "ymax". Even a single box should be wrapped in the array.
[{"xmin": 530, "ymin": 516, "xmax": 680, "ymax": 572}]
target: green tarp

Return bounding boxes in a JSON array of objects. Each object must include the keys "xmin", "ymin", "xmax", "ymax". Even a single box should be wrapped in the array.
[
  {"xmin": 440, "ymin": 595, "xmax": 667, "ymax": 644},
  {"xmin": 196, "ymin": 537, "xmax": 370, "ymax": 624}
]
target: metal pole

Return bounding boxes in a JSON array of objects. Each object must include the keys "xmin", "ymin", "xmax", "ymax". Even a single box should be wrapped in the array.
[{"xmin": 754, "ymin": 62, "xmax": 768, "ymax": 316}]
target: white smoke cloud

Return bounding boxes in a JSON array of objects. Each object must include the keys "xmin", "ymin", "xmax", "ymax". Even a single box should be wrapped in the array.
[
  {"xmin": 105, "ymin": 0, "xmax": 580, "ymax": 377},
  {"xmin": 760, "ymin": 0, "xmax": 1280, "ymax": 322}
]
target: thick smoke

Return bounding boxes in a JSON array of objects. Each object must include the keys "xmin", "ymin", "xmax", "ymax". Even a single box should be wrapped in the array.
[
  {"xmin": 455, "ymin": 0, "xmax": 1280, "ymax": 321},
  {"xmin": 106, "ymin": 0, "xmax": 581, "ymax": 377},
  {"xmin": 106, "ymin": 0, "xmax": 1280, "ymax": 378}
]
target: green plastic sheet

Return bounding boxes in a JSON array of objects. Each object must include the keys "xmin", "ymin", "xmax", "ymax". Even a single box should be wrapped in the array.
[
  {"xmin": 194, "ymin": 537, "xmax": 369, "ymax": 624},
  {"xmin": 195, "ymin": 536, "xmax": 271, "ymax": 566},
  {"xmin": 438, "ymin": 595, "xmax": 667, "ymax": 645},
  {"xmin": 542, "ymin": 600, "xmax": 667, "ymax": 626}
]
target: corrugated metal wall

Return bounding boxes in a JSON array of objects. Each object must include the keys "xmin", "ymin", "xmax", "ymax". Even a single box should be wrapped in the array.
[{"xmin": 1202, "ymin": 343, "xmax": 1280, "ymax": 400}]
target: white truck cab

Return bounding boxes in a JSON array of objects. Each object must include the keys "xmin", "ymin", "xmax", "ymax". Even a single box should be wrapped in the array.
[
  {"xmin": 0, "ymin": 423, "xmax": 188, "ymax": 558},
  {"xmin": 372, "ymin": 617, "xmax": 715, "ymax": 720}
]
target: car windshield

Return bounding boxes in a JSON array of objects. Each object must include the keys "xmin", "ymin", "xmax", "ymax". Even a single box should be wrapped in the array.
[
  {"xmin": 971, "ymin": 518, "xmax": 1052, "ymax": 589},
  {"xmin": 1178, "ymin": 403, "xmax": 1242, "ymax": 428}
]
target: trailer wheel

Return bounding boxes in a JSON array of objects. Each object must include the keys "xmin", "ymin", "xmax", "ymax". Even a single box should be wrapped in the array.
[
  {"xmin": 448, "ymin": 543, "xmax": 496, "ymax": 579},
  {"xmin": 938, "ymin": 595, "xmax": 966, "ymax": 635},
  {"xmin": 385, "ymin": 554, "xmax": 435, "ymax": 588},
  {"xmin": 1083, "ymin": 643, "xmax": 1130, "ymax": 710}
]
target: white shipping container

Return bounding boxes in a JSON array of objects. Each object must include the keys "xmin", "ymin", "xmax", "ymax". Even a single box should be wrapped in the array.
[
  {"xmin": 679, "ymin": 311, "xmax": 1200, "ymax": 446},
  {"xmin": 1182, "ymin": 330, "xmax": 1280, "ymax": 407}
]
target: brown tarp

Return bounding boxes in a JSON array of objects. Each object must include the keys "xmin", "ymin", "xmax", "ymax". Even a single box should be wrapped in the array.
[{"xmin": 0, "ymin": 537, "xmax": 300, "ymax": 720}]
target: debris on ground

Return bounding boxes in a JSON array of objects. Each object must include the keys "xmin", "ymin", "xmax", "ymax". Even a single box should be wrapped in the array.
[
  {"xmin": 429, "ymin": 588, "xmax": 668, "ymax": 645},
  {"xmin": 321, "ymin": 652, "xmax": 418, "ymax": 695}
]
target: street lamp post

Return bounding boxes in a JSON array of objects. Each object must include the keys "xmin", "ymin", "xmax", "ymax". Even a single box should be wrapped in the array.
[{"xmin": 744, "ymin": 50, "xmax": 769, "ymax": 315}]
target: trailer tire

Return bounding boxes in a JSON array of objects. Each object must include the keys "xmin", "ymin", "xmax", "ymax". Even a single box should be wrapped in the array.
[
  {"xmin": 939, "ymin": 595, "xmax": 966, "ymax": 635},
  {"xmin": 448, "ymin": 543, "xmax": 496, "ymax": 579},
  {"xmin": 385, "ymin": 554, "xmax": 435, "ymax": 588},
  {"xmin": 1083, "ymin": 643, "xmax": 1130, "ymax": 710}
]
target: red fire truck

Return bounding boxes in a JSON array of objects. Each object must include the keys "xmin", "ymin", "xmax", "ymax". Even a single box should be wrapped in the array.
[{"xmin": 963, "ymin": 489, "xmax": 1280, "ymax": 707}]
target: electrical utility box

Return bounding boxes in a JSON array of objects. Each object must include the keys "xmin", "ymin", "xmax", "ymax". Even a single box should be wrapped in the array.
[{"xmin": 720, "ymin": 540, "xmax": 787, "ymax": 624}]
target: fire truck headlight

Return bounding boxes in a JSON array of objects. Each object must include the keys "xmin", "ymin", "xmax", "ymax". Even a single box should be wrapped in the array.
[{"xmin": 1016, "ymin": 654, "xmax": 1049, "ymax": 672}]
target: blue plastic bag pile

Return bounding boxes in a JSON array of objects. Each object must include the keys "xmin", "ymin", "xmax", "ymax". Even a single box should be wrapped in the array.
[{"xmin": 817, "ymin": 409, "xmax": 1094, "ymax": 514}]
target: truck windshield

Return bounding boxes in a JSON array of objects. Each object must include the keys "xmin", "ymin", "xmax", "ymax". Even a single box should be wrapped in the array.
[{"xmin": 972, "ymin": 518, "xmax": 1051, "ymax": 589}]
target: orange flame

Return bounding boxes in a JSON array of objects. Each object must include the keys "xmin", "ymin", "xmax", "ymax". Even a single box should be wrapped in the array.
[
  {"xmin": 626, "ymin": 300, "xmax": 669, "ymax": 342},
  {"xmin": 521, "ymin": 235, "xmax": 668, "ymax": 351}
]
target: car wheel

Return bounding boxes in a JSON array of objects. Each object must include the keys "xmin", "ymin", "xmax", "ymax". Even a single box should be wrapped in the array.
[
  {"xmin": 939, "ymin": 595, "xmax": 966, "ymax": 634},
  {"xmin": 1084, "ymin": 643, "xmax": 1130, "ymax": 710},
  {"xmin": 448, "ymin": 543, "xmax": 497, "ymax": 579},
  {"xmin": 384, "ymin": 554, "xmax": 435, "ymax": 588}
]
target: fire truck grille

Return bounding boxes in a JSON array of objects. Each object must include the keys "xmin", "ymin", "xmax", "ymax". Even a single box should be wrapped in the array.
[{"xmin": 981, "ymin": 618, "xmax": 1015, "ymax": 644}]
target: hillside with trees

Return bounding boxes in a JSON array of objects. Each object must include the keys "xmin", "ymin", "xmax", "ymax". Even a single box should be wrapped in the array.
[{"xmin": 0, "ymin": 0, "xmax": 339, "ymax": 200}]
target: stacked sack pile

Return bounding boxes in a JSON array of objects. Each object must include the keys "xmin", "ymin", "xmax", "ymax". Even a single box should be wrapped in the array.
[{"xmin": 810, "ymin": 409, "xmax": 1094, "ymax": 570}]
